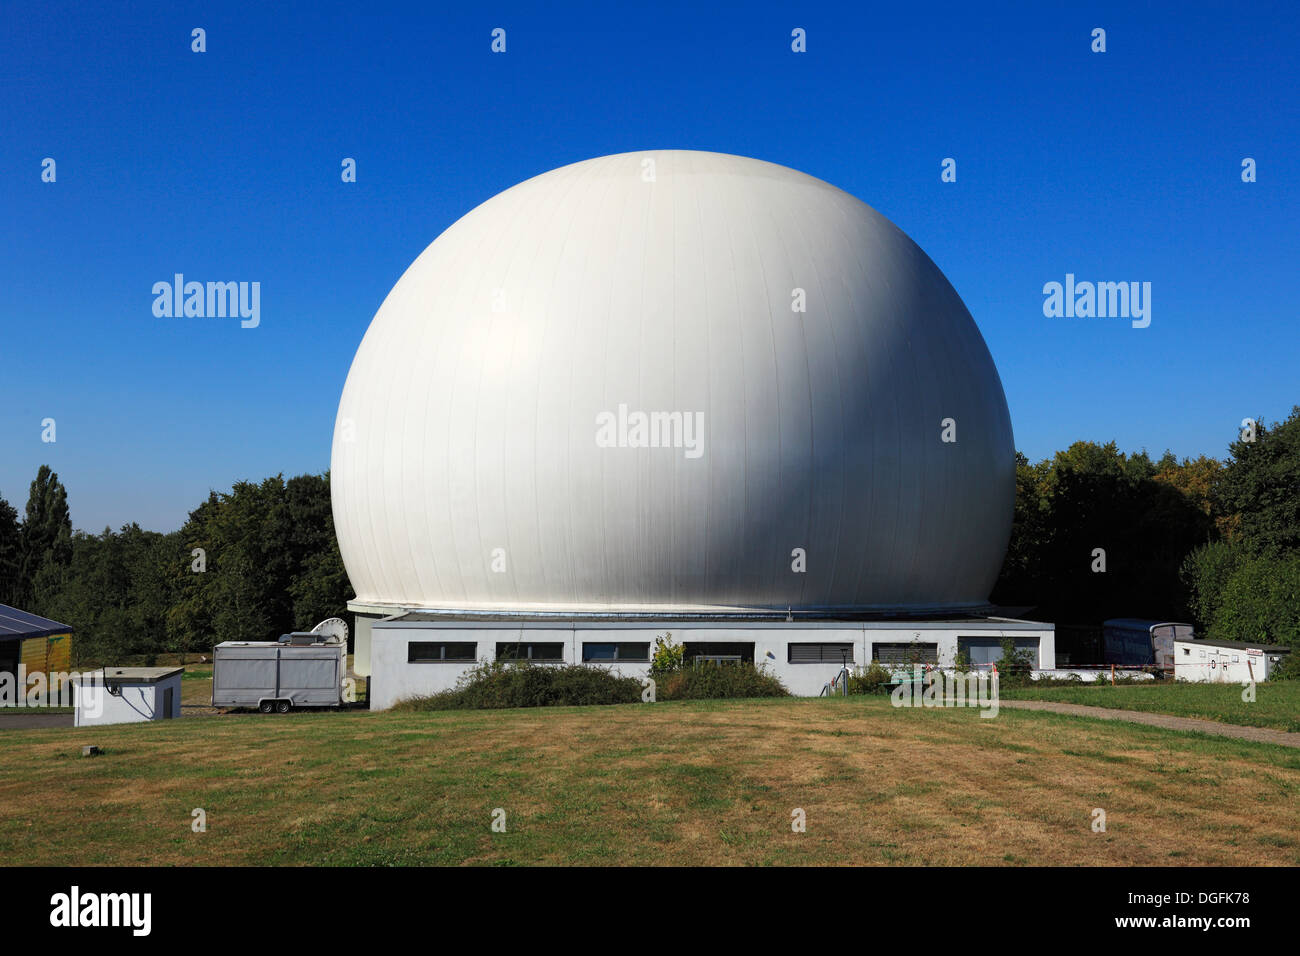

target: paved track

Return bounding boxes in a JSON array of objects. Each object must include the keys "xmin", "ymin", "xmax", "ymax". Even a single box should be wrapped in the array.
[{"xmin": 0, "ymin": 713, "xmax": 74, "ymax": 730}]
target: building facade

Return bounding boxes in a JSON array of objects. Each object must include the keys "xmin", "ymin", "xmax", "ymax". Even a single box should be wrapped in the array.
[{"xmin": 365, "ymin": 615, "xmax": 1054, "ymax": 709}]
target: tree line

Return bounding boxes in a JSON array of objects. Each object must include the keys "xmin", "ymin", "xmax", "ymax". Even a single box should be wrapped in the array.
[
  {"xmin": 1, "ymin": 406, "xmax": 1296, "ymax": 666},
  {"xmin": 992, "ymin": 406, "xmax": 1300, "ymax": 651},
  {"xmin": 0, "ymin": 470, "xmax": 350, "ymax": 666}
]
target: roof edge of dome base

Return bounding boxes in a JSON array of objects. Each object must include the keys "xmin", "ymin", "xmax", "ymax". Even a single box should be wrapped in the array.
[{"xmin": 346, "ymin": 599, "xmax": 1015, "ymax": 624}]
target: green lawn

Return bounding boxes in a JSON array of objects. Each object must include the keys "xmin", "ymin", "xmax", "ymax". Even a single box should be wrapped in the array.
[
  {"xmin": 1001, "ymin": 681, "xmax": 1300, "ymax": 732},
  {"xmin": 1, "ymin": 696, "xmax": 1298, "ymax": 866}
]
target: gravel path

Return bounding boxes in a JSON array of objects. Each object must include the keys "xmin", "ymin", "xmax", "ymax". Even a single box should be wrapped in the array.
[
  {"xmin": 998, "ymin": 699, "xmax": 1300, "ymax": 748},
  {"xmin": 0, "ymin": 713, "xmax": 74, "ymax": 730}
]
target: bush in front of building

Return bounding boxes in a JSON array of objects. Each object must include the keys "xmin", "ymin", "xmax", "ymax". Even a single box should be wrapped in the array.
[
  {"xmin": 654, "ymin": 660, "xmax": 789, "ymax": 700},
  {"xmin": 394, "ymin": 661, "xmax": 643, "ymax": 710},
  {"xmin": 847, "ymin": 661, "xmax": 894, "ymax": 694},
  {"xmin": 649, "ymin": 631, "xmax": 685, "ymax": 674},
  {"xmin": 995, "ymin": 636, "xmax": 1036, "ymax": 684}
]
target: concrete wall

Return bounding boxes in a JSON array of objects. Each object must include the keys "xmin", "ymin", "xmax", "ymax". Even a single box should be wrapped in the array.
[
  {"xmin": 368, "ymin": 619, "xmax": 1055, "ymax": 710},
  {"xmin": 74, "ymin": 674, "xmax": 182, "ymax": 727},
  {"xmin": 1031, "ymin": 669, "xmax": 1156, "ymax": 683},
  {"xmin": 352, "ymin": 614, "xmax": 375, "ymax": 677}
]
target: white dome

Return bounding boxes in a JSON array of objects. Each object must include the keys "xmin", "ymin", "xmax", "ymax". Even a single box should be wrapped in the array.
[{"xmin": 331, "ymin": 150, "xmax": 1015, "ymax": 614}]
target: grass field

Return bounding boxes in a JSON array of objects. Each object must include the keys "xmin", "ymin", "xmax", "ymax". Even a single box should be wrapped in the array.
[
  {"xmin": 1, "ymin": 696, "xmax": 1297, "ymax": 866},
  {"xmin": 1001, "ymin": 681, "xmax": 1300, "ymax": 732}
]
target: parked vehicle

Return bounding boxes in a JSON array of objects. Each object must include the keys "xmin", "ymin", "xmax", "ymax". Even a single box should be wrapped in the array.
[
  {"xmin": 1102, "ymin": 619, "xmax": 1192, "ymax": 670},
  {"xmin": 212, "ymin": 630, "xmax": 346, "ymax": 713}
]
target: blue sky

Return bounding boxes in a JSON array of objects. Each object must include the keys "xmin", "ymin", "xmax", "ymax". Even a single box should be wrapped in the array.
[{"xmin": 3, "ymin": 1, "xmax": 1297, "ymax": 533}]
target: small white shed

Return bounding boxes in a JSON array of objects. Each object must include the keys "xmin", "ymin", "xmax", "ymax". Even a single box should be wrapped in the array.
[
  {"xmin": 73, "ymin": 667, "xmax": 184, "ymax": 727},
  {"xmin": 1173, "ymin": 638, "xmax": 1290, "ymax": 683}
]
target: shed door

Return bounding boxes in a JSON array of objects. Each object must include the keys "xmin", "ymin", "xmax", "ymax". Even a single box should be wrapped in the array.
[{"xmin": 162, "ymin": 687, "xmax": 174, "ymax": 719}]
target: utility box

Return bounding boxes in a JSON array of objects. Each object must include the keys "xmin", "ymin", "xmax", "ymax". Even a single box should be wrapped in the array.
[
  {"xmin": 213, "ymin": 632, "xmax": 346, "ymax": 713},
  {"xmin": 73, "ymin": 667, "xmax": 183, "ymax": 727}
]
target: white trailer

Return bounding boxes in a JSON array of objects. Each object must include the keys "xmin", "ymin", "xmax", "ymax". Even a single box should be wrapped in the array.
[
  {"xmin": 1173, "ymin": 637, "xmax": 1291, "ymax": 683},
  {"xmin": 213, "ymin": 632, "xmax": 346, "ymax": 713}
]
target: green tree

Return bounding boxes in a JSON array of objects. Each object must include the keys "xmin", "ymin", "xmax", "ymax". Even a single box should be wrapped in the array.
[
  {"xmin": 1210, "ymin": 554, "xmax": 1300, "ymax": 649},
  {"xmin": 1214, "ymin": 406, "xmax": 1300, "ymax": 557},
  {"xmin": 990, "ymin": 452, "xmax": 1052, "ymax": 609},
  {"xmin": 167, "ymin": 473, "xmax": 353, "ymax": 652},
  {"xmin": 0, "ymin": 493, "xmax": 22, "ymax": 606},
  {"xmin": 20, "ymin": 465, "xmax": 72, "ymax": 610},
  {"xmin": 994, "ymin": 441, "xmax": 1213, "ymax": 622},
  {"xmin": 169, "ymin": 491, "xmax": 222, "ymax": 658},
  {"xmin": 1180, "ymin": 539, "xmax": 1245, "ymax": 633}
]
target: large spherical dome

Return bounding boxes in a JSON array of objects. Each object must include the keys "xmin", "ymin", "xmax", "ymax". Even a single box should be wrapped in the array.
[{"xmin": 331, "ymin": 150, "xmax": 1015, "ymax": 615}]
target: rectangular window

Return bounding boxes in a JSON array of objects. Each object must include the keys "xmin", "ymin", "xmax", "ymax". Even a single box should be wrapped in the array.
[
  {"xmin": 408, "ymin": 642, "xmax": 477, "ymax": 663},
  {"xmin": 788, "ymin": 643, "xmax": 855, "ymax": 664},
  {"xmin": 685, "ymin": 642, "xmax": 755, "ymax": 664},
  {"xmin": 496, "ymin": 642, "xmax": 565, "ymax": 662},
  {"xmin": 957, "ymin": 637, "xmax": 1040, "ymax": 669},
  {"xmin": 581, "ymin": 642, "xmax": 650, "ymax": 662},
  {"xmin": 872, "ymin": 642, "xmax": 938, "ymax": 665}
]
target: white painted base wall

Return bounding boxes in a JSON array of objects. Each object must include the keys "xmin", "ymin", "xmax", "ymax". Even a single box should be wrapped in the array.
[
  {"xmin": 1030, "ymin": 669, "xmax": 1156, "ymax": 683},
  {"xmin": 367, "ymin": 618, "xmax": 1055, "ymax": 710}
]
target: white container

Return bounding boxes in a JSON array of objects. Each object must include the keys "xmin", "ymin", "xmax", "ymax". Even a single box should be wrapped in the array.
[{"xmin": 74, "ymin": 667, "xmax": 183, "ymax": 727}]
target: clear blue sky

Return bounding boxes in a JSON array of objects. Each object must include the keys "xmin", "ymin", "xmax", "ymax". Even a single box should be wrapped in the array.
[{"xmin": 3, "ymin": 1, "xmax": 1297, "ymax": 533}]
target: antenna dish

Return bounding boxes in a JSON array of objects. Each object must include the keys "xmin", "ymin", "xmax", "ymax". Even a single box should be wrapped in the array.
[{"xmin": 310, "ymin": 617, "xmax": 349, "ymax": 645}]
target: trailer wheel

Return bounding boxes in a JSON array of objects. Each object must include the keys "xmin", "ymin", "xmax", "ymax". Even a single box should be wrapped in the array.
[
  {"xmin": 276, "ymin": 699, "xmax": 292, "ymax": 714},
  {"xmin": 258, "ymin": 700, "xmax": 274, "ymax": 714}
]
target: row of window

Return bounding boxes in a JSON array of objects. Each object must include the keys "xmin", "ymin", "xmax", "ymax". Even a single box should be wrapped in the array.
[
  {"xmin": 1181, "ymin": 647, "xmax": 1245, "ymax": 662},
  {"xmin": 406, "ymin": 639, "xmax": 1039, "ymax": 665},
  {"xmin": 871, "ymin": 639, "xmax": 1041, "ymax": 668},
  {"xmin": 408, "ymin": 641, "xmax": 649, "ymax": 663}
]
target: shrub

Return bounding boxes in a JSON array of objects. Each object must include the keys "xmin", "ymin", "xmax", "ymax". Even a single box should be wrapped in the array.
[
  {"xmin": 655, "ymin": 660, "xmax": 789, "ymax": 700},
  {"xmin": 649, "ymin": 631, "xmax": 685, "ymax": 675},
  {"xmin": 394, "ymin": 661, "xmax": 642, "ymax": 711},
  {"xmin": 997, "ymin": 637, "xmax": 1036, "ymax": 684},
  {"xmin": 1274, "ymin": 652, "xmax": 1300, "ymax": 681},
  {"xmin": 848, "ymin": 661, "xmax": 895, "ymax": 695}
]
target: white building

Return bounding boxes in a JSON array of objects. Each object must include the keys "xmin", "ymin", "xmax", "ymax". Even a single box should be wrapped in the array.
[
  {"xmin": 73, "ymin": 667, "xmax": 183, "ymax": 727},
  {"xmin": 1173, "ymin": 638, "xmax": 1290, "ymax": 683},
  {"xmin": 330, "ymin": 150, "xmax": 1053, "ymax": 706},
  {"xmin": 366, "ymin": 615, "xmax": 1055, "ymax": 708}
]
